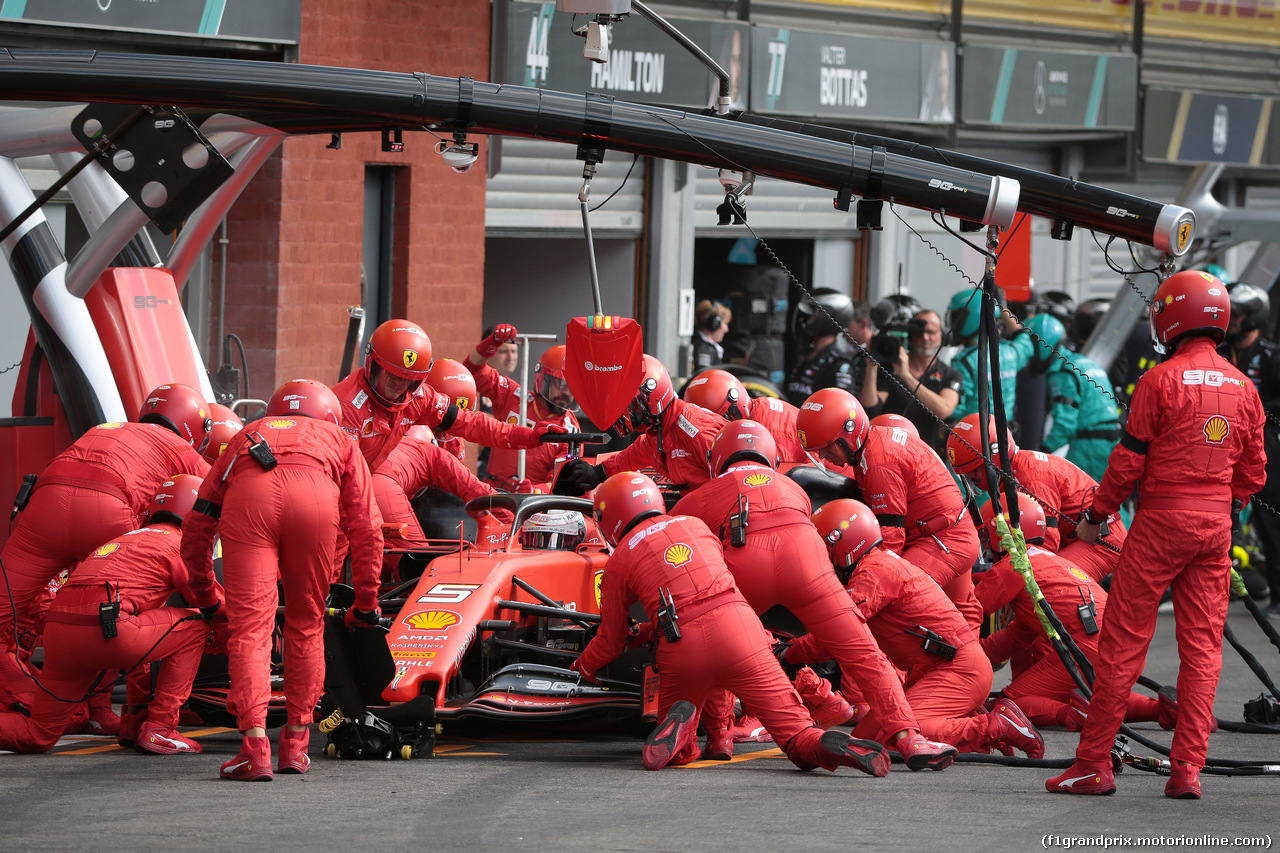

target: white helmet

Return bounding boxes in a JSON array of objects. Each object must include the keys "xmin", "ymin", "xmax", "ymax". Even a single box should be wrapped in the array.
[{"xmin": 518, "ymin": 510, "xmax": 587, "ymax": 551}]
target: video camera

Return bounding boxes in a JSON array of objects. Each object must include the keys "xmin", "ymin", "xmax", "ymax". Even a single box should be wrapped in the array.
[{"xmin": 867, "ymin": 296, "xmax": 925, "ymax": 363}]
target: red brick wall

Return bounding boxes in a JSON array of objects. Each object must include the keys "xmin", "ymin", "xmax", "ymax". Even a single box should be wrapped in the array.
[{"xmin": 215, "ymin": 0, "xmax": 491, "ymax": 399}]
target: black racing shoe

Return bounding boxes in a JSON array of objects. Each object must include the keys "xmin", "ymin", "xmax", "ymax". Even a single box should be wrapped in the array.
[{"xmin": 643, "ymin": 700, "xmax": 699, "ymax": 771}]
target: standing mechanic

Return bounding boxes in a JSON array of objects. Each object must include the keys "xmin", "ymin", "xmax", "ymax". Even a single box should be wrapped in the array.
[
  {"xmin": 1024, "ymin": 314, "xmax": 1121, "ymax": 482},
  {"xmin": 1048, "ymin": 270, "xmax": 1266, "ymax": 800},
  {"xmin": 977, "ymin": 495, "xmax": 1167, "ymax": 732},
  {"xmin": 791, "ymin": 498, "xmax": 1045, "ymax": 759},
  {"xmin": 183, "ymin": 380, "xmax": 385, "ymax": 782},
  {"xmin": 0, "ymin": 383, "xmax": 211, "ymax": 728},
  {"xmin": 947, "ymin": 414, "xmax": 1126, "ymax": 582},
  {"xmin": 1218, "ymin": 282, "xmax": 1280, "ymax": 618},
  {"xmin": 946, "ymin": 288, "xmax": 1036, "ymax": 422},
  {"xmin": 463, "ymin": 325, "xmax": 580, "ymax": 492},
  {"xmin": 785, "ymin": 291, "xmax": 873, "ymax": 407},
  {"xmin": 0, "ymin": 475, "xmax": 219, "ymax": 755},
  {"xmin": 673, "ymin": 421, "xmax": 957, "ymax": 770},
  {"xmin": 571, "ymin": 471, "xmax": 892, "ymax": 776},
  {"xmin": 797, "ymin": 388, "xmax": 983, "ymax": 630},
  {"xmin": 560, "ymin": 355, "xmax": 725, "ymax": 495},
  {"xmin": 683, "ymin": 369, "xmax": 808, "ymax": 463}
]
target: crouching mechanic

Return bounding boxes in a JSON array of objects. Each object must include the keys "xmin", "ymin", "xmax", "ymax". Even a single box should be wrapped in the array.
[
  {"xmin": 0, "ymin": 475, "xmax": 221, "ymax": 755},
  {"xmin": 977, "ymin": 494, "xmax": 1166, "ymax": 732},
  {"xmin": 797, "ymin": 388, "xmax": 983, "ymax": 630},
  {"xmin": 183, "ymin": 380, "xmax": 385, "ymax": 782},
  {"xmin": 947, "ymin": 414, "xmax": 1126, "ymax": 582},
  {"xmin": 1049, "ymin": 269, "xmax": 1266, "ymax": 800},
  {"xmin": 673, "ymin": 420, "xmax": 957, "ymax": 770},
  {"xmin": 683, "ymin": 369, "xmax": 809, "ymax": 464},
  {"xmin": 571, "ymin": 471, "xmax": 892, "ymax": 776},
  {"xmin": 790, "ymin": 499, "xmax": 1044, "ymax": 758},
  {"xmin": 463, "ymin": 325, "xmax": 580, "ymax": 491}
]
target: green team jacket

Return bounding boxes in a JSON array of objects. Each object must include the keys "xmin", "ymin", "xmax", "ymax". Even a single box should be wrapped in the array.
[
  {"xmin": 953, "ymin": 331, "xmax": 1035, "ymax": 422},
  {"xmin": 1042, "ymin": 350, "xmax": 1119, "ymax": 453}
]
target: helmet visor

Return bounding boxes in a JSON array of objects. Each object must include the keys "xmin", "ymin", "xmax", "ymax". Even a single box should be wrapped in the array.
[
  {"xmin": 539, "ymin": 373, "xmax": 578, "ymax": 414},
  {"xmin": 371, "ymin": 364, "xmax": 424, "ymax": 407}
]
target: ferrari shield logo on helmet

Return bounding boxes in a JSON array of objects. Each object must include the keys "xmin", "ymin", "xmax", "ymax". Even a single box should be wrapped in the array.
[
  {"xmin": 403, "ymin": 350, "xmax": 418, "ymax": 370},
  {"xmin": 1203, "ymin": 415, "xmax": 1230, "ymax": 444}
]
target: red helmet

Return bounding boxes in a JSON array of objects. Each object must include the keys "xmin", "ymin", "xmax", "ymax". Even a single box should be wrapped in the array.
[
  {"xmin": 144, "ymin": 474, "xmax": 203, "ymax": 526},
  {"xmin": 869, "ymin": 413, "xmax": 920, "ymax": 441},
  {"xmin": 138, "ymin": 383, "xmax": 212, "ymax": 455},
  {"xmin": 593, "ymin": 471, "xmax": 665, "ymax": 547},
  {"xmin": 1150, "ymin": 269, "xmax": 1231, "ymax": 354},
  {"xmin": 204, "ymin": 403, "xmax": 244, "ymax": 462},
  {"xmin": 979, "ymin": 491, "xmax": 1047, "ymax": 554},
  {"xmin": 946, "ymin": 414, "xmax": 1017, "ymax": 490},
  {"xmin": 426, "ymin": 358, "xmax": 478, "ymax": 412},
  {"xmin": 404, "ymin": 424, "xmax": 435, "ymax": 443},
  {"xmin": 811, "ymin": 498, "xmax": 882, "ymax": 583},
  {"xmin": 795, "ymin": 388, "xmax": 869, "ymax": 459},
  {"xmin": 684, "ymin": 369, "xmax": 749, "ymax": 419},
  {"xmin": 364, "ymin": 319, "xmax": 433, "ymax": 409},
  {"xmin": 267, "ymin": 379, "xmax": 342, "ymax": 425},
  {"xmin": 534, "ymin": 345, "xmax": 578, "ymax": 414},
  {"xmin": 617, "ymin": 355, "xmax": 675, "ymax": 434},
  {"xmin": 707, "ymin": 419, "xmax": 779, "ymax": 477}
]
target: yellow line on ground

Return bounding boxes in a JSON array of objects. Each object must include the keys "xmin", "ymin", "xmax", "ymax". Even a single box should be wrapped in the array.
[
  {"xmin": 676, "ymin": 747, "xmax": 784, "ymax": 768},
  {"xmin": 55, "ymin": 726, "xmax": 234, "ymax": 755}
]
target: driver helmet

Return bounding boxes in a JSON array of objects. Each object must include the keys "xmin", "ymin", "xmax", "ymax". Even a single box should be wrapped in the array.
[{"xmin": 518, "ymin": 509, "xmax": 587, "ymax": 551}]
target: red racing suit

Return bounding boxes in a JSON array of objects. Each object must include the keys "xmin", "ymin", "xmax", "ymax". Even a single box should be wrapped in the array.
[
  {"xmin": 746, "ymin": 396, "xmax": 808, "ymax": 464},
  {"xmin": 0, "ymin": 523, "xmax": 218, "ymax": 753},
  {"xmin": 852, "ymin": 426, "xmax": 982, "ymax": 629},
  {"xmin": 467, "ymin": 361, "xmax": 580, "ymax": 491},
  {"xmin": 182, "ymin": 416, "xmax": 383, "ymax": 731},
  {"xmin": 1076, "ymin": 337, "xmax": 1266, "ymax": 770},
  {"xmin": 334, "ymin": 370, "xmax": 542, "ymax": 474},
  {"xmin": 575, "ymin": 513, "xmax": 835, "ymax": 769},
  {"xmin": 788, "ymin": 548, "xmax": 994, "ymax": 752},
  {"xmin": 0, "ymin": 422, "xmax": 209, "ymax": 699},
  {"xmin": 1011, "ymin": 449, "xmax": 1126, "ymax": 581},
  {"xmin": 977, "ymin": 545, "xmax": 1158, "ymax": 727},
  {"xmin": 672, "ymin": 464, "xmax": 918, "ymax": 740},
  {"xmin": 600, "ymin": 399, "xmax": 726, "ymax": 489},
  {"xmin": 374, "ymin": 435, "xmax": 502, "ymax": 579}
]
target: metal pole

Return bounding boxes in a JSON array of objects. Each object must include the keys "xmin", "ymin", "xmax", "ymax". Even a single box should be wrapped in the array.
[{"xmin": 514, "ymin": 332, "xmax": 558, "ymax": 483}]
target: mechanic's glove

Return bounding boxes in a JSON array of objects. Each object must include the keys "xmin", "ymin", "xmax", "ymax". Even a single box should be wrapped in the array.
[
  {"xmin": 627, "ymin": 620, "xmax": 657, "ymax": 649},
  {"xmin": 344, "ymin": 606, "xmax": 386, "ymax": 632},
  {"xmin": 437, "ymin": 435, "xmax": 465, "ymax": 462},
  {"xmin": 570, "ymin": 656, "xmax": 602, "ymax": 684},
  {"xmin": 207, "ymin": 619, "xmax": 232, "ymax": 655},
  {"xmin": 198, "ymin": 596, "xmax": 225, "ymax": 622},
  {"xmin": 1232, "ymin": 498, "xmax": 1244, "ymax": 534},
  {"xmin": 560, "ymin": 459, "xmax": 606, "ymax": 496},
  {"xmin": 772, "ymin": 640, "xmax": 801, "ymax": 678},
  {"xmin": 476, "ymin": 324, "xmax": 518, "ymax": 359},
  {"xmin": 506, "ymin": 422, "xmax": 566, "ymax": 449},
  {"xmin": 513, "ymin": 478, "xmax": 539, "ymax": 494}
]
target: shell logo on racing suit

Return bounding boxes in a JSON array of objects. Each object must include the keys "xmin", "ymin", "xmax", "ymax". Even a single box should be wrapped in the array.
[
  {"xmin": 744, "ymin": 473, "xmax": 772, "ymax": 487},
  {"xmin": 406, "ymin": 610, "xmax": 460, "ymax": 631},
  {"xmin": 663, "ymin": 543, "xmax": 693, "ymax": 569},
  {"xmin": 1203, "ymin": 415, "xmax": 1230, "ymax": 444},
  {"xmin": 1068, "ymin": 566, "xmax": 1091, "ymax": 583},
  {"xmin": 97, "ymin": 423, "xmax": 125, "ymax": 430},
  {"xmin": 265, "ymin": 419, "xmax": 297, "ymax": 429},
  {"xmin": 93, "ymin": 543, "xmax": 121, "ymax": 557}
]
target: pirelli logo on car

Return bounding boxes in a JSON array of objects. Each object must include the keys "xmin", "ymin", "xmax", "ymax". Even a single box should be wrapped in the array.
[
  {"xmin": 405, "ymin": 610, "xmax": 460, "ymax": 631},
  {"xmin": 394, "ymin": 650, "xmax": 437, "ymax": 659}
]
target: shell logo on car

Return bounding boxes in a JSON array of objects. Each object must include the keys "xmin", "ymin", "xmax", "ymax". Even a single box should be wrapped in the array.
[
  {"xmin": 1203, "ymin": 415, "xmax": 1230, "ymax": 444},
  {"xmin": 663, "ymin": 543, "xmax": 692, "ymax": 568},
  {"xmin": 406, "ymin": 610, "xmax": 460, "ymax": 631},
  {"xmin": 744, "ymin": 473, "xmax": 772, "ymax": 487}
]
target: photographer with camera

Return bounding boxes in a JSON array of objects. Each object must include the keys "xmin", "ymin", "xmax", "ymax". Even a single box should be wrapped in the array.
[{"xmin": 865, "ymin": 305, "xmax": 962, "ymax": 452}]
